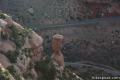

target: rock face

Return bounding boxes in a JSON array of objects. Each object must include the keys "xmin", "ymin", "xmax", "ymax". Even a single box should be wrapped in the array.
[
  {"xmin": 0, "ymin": 19, "xmax": 7, "ymax": 27},
  {"xmin": 29, "ymin": 31, "xmax": 43, "ymax": 62},
  {"xmin": 0, "ymin": 0, "xmax": 119, "ymax": 28},
  {"xmin": 0, "ymin": 40, "xmax": 16, "ymax": 53},
  {"xmin": 38, "ymin": 16, "xmax": 120, "ymax": 80},
  {"xmin": 0, "ymin": 12, "xmax": 83, "ymax": 80},
  {"xmin": 0, "ymin": 54, "xmax": 11, "ymax": 68},
  {"xmin": 0, "ymin": 12, "xmax": 44, "ymax": 80}
]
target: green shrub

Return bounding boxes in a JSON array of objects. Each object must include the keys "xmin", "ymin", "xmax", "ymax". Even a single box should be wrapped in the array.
[
  {"xmin": 0, "ymin": 67, "xmax": 12, "ymax": 80},
  {"xmin": 7, "ymin": 65, "xmax": 22, "ymax": 80},
  {"xmin": 0, "ymin": 13, "xmax": 6, "ymax": 19},
  {"xmin": 35, "ymin": 56, "xmax": 57, "ymax": 80},
  {"xmin": 3, "ymin": 24, "xmax": 33, "ymax": 63}
]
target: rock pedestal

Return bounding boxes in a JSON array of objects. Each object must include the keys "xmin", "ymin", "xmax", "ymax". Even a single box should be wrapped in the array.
[{"xmin": 52, "ymin": 34, "xmax": 64, "ymax": 71}]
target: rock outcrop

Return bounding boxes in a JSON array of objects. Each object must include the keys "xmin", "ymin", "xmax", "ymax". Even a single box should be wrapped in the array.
[
  {"xmin": 0, "ymin": 12, "xmax": 83, "ymax": 80},
  {"xmin": 0, "ymin": 54, "xmax": 11, "ymax": 68},
  {"xmin": 52, "ymin": 34, "xmax": 64, "ymax": 71},
  {"xmin": 0, "ymin": 12, "xmax": 45, "ymax": 80},
  {"xmin": 0, "ymin": 40, "xmax": 16, "ymax": 53}
]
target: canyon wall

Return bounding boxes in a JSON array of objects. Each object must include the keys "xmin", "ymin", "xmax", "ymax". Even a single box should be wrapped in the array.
[{"xmin": 38, "ymin": 17, "xmax": 120, "ymax": 70}]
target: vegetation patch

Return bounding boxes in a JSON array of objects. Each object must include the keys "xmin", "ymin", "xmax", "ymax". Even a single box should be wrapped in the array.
[
  {"xmin": 10, "ymin": 25, "xmax": 32, "ymax": 48},
  {"xmin": 4, "ymin": 24, "xmax": 32, "ymax": 63},
  {"xmin": 0, "ymin": 66, "xmax": 13, "ymax": 80},
  {"xmin": 0, "ymin": 12, "xmax": 6, "ymax": 19},
  {"xmin": 35, "ymin": 56, "xmax": 82, "ymax": 80},
  {"xmin": 7, "ymin": 65, "xmax": 22, "ymax": 80},
  {"xmin": 35, "ymin": 56, "xmax": 57, "ymax": 80}
]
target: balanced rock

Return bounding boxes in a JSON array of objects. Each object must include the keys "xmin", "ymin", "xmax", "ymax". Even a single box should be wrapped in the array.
[{"xmin": 52, "ymin": 34, "xmax": 64, "ymax": 71}]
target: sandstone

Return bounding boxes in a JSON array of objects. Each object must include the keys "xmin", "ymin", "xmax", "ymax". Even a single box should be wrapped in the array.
[
  {"xmin": 0, "ymin": 40, "xmax": 16, "ymax": 53},
  {"xmin": 0, "ymin": 53, "xmax": 11, "ymax": 68},
  {"xmin": 0, "ymin": 12, "xmax": 83, "ymax": 80},
  {"xmin": 0, "ymin": 19, "xmax": 7, "ymax": 27},
  {"xmin": 52, "ymin": 34, "xmax": 64, "ymax": 71}
]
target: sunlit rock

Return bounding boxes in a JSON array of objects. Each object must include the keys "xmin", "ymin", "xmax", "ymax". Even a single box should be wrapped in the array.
[
  {"xmin": 0, "ymin": 53, "xmax": 11, "ymax": 68},
  {"xmin": 0, "ymin": 40, "xmax": 16, "ymax": 53},
  {"xmin": 0, "ymin": 19, "xmax": 7, "ymax": 27},
  {"xmin": 52, "ymin": 34, "xmax": 64, "ymax": 71}
]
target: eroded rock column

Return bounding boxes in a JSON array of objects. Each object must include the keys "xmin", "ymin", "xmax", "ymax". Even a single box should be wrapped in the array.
[{"xmin": 52, "ymin": 34, "xmax": 64, "ymax": 71}]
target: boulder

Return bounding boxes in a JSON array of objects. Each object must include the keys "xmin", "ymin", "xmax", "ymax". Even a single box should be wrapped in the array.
[
  {"xmin": 0, "ymin": 19, "xmax": 7, "ymax": 27},
  {"xmin": 0, "ymin": 53, "xmax": 11, "ymax": 68},
  {"xmin": 0, "ymin": 40, "xmax": 16, "ymax": 53}
]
